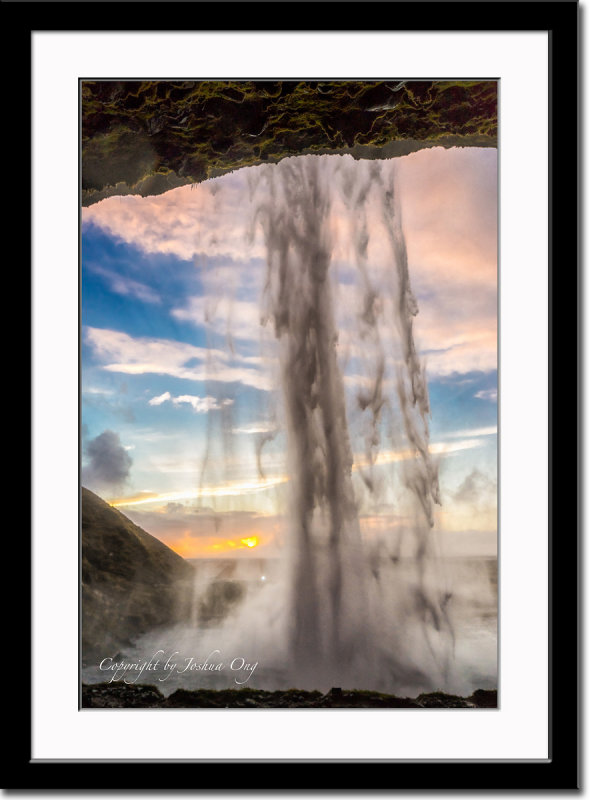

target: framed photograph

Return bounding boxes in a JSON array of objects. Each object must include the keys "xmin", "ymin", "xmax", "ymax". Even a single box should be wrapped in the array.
[{"xmin": 19, "ymin": 1, "xmax": 578, "ymax": 790}]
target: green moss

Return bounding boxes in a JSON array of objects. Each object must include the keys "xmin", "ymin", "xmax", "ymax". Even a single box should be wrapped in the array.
[{"xmin": 82, "ymin": 80, "xmax": 497, "ymax": 205}]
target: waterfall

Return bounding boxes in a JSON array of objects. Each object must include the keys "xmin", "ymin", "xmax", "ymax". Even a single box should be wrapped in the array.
[
  {"xmin": 244, "ymin": 154, "xmax": 454, "ymax": 691},
  {"xmin": 119, "ymin": 153, "xmax": 462, "ymax": 697}
]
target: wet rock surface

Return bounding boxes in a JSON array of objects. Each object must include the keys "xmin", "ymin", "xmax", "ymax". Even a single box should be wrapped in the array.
[
  {"xmin": 82, "ymin": 682, "xmax": 497, "ymax": 709},
  {"xmin": 82, "ymin": 80, "xmax": 497, "ymax": 205}
]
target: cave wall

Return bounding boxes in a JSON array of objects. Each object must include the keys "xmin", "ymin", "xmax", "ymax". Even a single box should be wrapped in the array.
[{"xmin": 81, "ymin": 80, "xmax": 497, "ymax": 206}]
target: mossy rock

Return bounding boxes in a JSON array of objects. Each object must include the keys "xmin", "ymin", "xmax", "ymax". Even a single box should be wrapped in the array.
[{"xmin": 82, "ymin": 80, "xmax": 497, "ymax": 205}]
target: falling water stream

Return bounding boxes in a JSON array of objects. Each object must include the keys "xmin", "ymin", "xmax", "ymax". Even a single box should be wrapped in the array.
[{"xmin": 247, "ymin": 155, "xmax": 453, "ymax": 691}]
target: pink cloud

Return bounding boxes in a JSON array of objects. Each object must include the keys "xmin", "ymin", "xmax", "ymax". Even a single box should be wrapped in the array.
[
  {"xmin": 83, "ymin": 149, "xmax": 497, "ymax": 378},
  {"xmin": 396, "ymin": 146, "xmax": 497, "ymax": 284},
  {"xmin": 82, "ymin": 171, "xmax": 262, "ymax": 262}
]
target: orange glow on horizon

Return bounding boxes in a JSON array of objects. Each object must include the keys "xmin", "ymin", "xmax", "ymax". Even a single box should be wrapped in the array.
[{"xmin": 165, "ymin": 533, "xmax": 267, "ymax": 559}]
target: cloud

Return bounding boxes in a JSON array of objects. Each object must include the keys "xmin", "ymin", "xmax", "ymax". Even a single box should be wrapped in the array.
[
  {"xmin": 442, "ymin": 426, "xmax": 497, "ymax": 439},
  {"xmin": 82, "ymin": 383, "xmax": 136, "ymax": 423},
  {"xmin": 83, "ymin": 386, "xmax": 116, "ymax": 397},
  {"xmin": 172, "ymin": 295, "xmax": 266, "ymax": 343},
  {"xmin": 86, "ymin": 326, "xmax": 221, "ymax": 367},
  {"xmin": 396, "ymin": 147, "xmax": 497, "ymax": 288},
  {"xmin": 85, "ymin": 327, "xmax": 272, "ymax": 391},
  {"xmin": 475, "ymin": 388, "xmax": 498, "ymax": 402},
  {"xmin": 411, "ymin": 301, "xmax": 497, "ymax": 377},
  {"xmin": 82, "ymin": 150, "xmax": 497, "ymax": 295},
  {"xmin": 111, "ymin": 475, "xmax": 288, "ymax": 508},
  {"xmin": 354, "ymin": 437, "xmax": 485, "ymax": 471},
  {"xmin": 82, "ymin": 175, "xmax": 261, "ymax": 262},
  {"xmin": 451, "ymin": 468, "xmax": 497, "ymax": 506},
  {"xmin": 149, "ymin": 391, "xmax": 172, "ymax": 406},
  {"xmin": 330, "ymin": 265, "xmax": 496, "ymax": 381},
  {"xmin": 82, "ymin": 430, "xmax": 133, "ymax": 492},
  {"xmin": 87, "ymin": 264, "xmax": 161, "ymax": 304},
  {"xmin": 149, "ymin": 392, "xmax": 234, "ymax": 413},
  {"xmin": 232, "ymin": 422, "xmax": 278, "ymax": 435},
  {"xmin": 174, "ymin": 395, "xmax": 234, "ymax": 413},
  {"xmin": 109, "ymin": 435, "xmax": 482, "ymax": 511},
  {"xmin": 83, "ymin": 150, "xmax": 497, "ymax": 380}
]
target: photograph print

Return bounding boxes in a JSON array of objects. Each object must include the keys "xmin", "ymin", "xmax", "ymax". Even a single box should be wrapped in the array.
[{"xmin": 80, "ymin": 80, "xmax": 498, "ymax": 710}]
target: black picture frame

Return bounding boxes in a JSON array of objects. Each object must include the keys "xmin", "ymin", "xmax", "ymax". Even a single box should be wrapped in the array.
[{"xmin": 15, "ymin": 1, "xmax": 579, "ymax": 790}]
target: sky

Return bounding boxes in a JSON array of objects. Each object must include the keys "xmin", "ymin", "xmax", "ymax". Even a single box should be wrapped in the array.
[{"xmin": 81, "ymin": 146, "xmax": 498, "ymax": 559}]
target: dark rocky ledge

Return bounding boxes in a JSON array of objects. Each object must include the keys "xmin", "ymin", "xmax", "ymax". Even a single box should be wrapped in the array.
[
  {"xmin": 82, "ymin": 682, "xmax": 497, "ymax": 709},
  {"xmin": 82, "ymin": 80, "xmax": 497, "ymax": 206}
]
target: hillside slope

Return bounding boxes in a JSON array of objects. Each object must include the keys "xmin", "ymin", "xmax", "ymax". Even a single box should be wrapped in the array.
[{"xmin": 81, "ymin": 487, "xmax": 194, "ymax": 659}]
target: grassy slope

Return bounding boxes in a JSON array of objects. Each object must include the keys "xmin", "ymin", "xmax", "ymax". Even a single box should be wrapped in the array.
[{"xmin": 81, "ymin": 487, "xmax": 194, "ymax": 657}]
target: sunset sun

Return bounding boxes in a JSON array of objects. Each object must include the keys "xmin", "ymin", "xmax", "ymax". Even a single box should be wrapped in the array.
[{"xmin": 241, "ymin": 537, "xmax": 258, "ymax": 549}]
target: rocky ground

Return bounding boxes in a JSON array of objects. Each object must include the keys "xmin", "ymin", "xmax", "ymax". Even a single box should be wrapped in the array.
[{"xmin": 82, "ymin": 682, "xmax": 497, "ymax": 709}]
